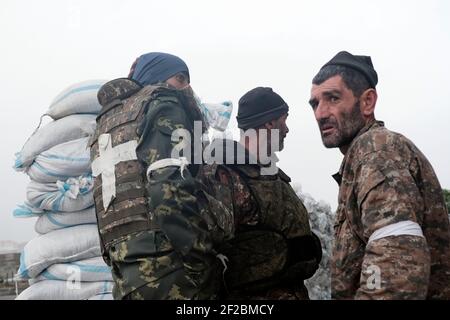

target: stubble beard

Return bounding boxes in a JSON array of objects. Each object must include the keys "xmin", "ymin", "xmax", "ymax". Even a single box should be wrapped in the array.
[{"xmin": 320, "ymin": 101, "xmax": 366, "ymax": 148}]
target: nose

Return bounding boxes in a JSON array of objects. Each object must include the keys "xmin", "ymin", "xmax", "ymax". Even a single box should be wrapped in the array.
[
  {"xmin": 314, "ymin": 101, "xmax": 331, "ymax": 121},
  {"xmin": 180, "ymin": 82, "xmax": 190, "ymax": 90}
]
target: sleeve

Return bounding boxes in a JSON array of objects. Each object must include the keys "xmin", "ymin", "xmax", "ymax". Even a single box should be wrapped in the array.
[
  {"xmin": 136, "ymin": 97, "xmax": 193, "ymax": 165},
  {"xmin": 136, "ymin": 97, "xmax": 223, "ymax": 299},
  {"xmin": 354, "ymin": 150, "xmax": 431, "ymax": 299}
]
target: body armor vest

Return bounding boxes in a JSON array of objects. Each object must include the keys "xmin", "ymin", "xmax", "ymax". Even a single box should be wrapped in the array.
[
  {"xmin": 203, "ymin": 162, "xmax": 322, "ymax": 294},
  {"xmin": 90, "ymin": 78, "xmax": 188, "ymax": 263}
]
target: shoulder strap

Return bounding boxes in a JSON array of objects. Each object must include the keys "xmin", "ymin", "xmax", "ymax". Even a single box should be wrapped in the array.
[{"xmin": 277, "ymin": 168, "xmax": 291, "ymax": 183}]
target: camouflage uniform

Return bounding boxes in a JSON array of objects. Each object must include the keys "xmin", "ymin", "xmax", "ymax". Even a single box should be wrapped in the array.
[
  {"xmin": 332, "ymin": 120, "xmax": 450, "ymax": 299},
  {"xmin": 201, "ymin": 140, "xmax": 322, "ymax": 300},
  {"xmin": 90, "ymin": 78, "xmax": 233, "ymax": 300}
]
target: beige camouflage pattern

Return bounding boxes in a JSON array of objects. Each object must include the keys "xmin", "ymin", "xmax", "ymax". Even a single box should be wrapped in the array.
[{"xmin": 332, "ymin": 120, "xmax": 450, "ymax": 299}]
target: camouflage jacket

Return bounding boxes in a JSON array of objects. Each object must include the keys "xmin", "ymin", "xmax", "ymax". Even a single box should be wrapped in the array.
[
  {"xmin": 92, "ymin": 79, "xmax": 233, "ymax": 300},
  {"xmin": 332, "ymin": 120, "xmax": 450, "ymax": 299},
  {"xmin": 201, "ymin": 140, "xmax": 322, "ymax": 300}
]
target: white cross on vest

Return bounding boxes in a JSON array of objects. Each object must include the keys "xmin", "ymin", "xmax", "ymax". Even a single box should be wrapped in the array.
[{"xmin": 91, "ymin": 133, "xmax": 138, "ymax": 210}]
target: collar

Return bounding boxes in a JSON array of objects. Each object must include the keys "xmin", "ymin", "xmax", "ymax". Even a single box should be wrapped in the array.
[
  {"xmin": 332, "ymin": 120, "xmax": 385, "ymax": 185},
  {"xmin": 240, "ymin": 142, "xmax": 280, "ymax": 168}
]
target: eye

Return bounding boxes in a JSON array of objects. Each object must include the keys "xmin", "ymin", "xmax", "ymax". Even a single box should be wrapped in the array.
[
  {"xmin": 176, "ymin": 74, "xmax": 185, "ymax": 82},
  {"xmin": 330, "ymin": 96, "xmax": 339, "ymax": 103}
]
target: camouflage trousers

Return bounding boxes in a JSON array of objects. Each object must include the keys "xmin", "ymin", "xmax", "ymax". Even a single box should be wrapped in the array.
[{"xmin": 109, "ymin": 230, "xmax": 220, "ymax": 300}]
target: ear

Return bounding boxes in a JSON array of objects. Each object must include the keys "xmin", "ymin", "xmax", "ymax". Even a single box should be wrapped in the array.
[
  {"xmin": 264, "ymin": 120, "xmax": 276, "ymax": 130},
  {"xmin": 360, "ymin": 88, "xmax": 377, "ymax": 117}
]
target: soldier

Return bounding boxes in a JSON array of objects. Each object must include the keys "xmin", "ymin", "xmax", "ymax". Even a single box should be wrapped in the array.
[
  {"xmin": 309, "ymin": 51, "xmax": 450, "ymax": 299},
  {"xmin": 90, "ymin": 52, "xmax": 233, "ymax": 300},
  {"xmin": 202, "ymin": 87, "xmax": 322, "ymax": 299}
]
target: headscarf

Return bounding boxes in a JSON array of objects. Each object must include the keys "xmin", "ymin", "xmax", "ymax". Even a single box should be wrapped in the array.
[{"xmin": 130, "ymin": 52, "xmax": 190, "ymax": 86}]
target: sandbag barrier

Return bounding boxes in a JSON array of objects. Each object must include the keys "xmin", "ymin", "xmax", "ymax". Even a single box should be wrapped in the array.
[{"xmin": 13, "ymin": 80, "xmax": 114, "ymax": 300}]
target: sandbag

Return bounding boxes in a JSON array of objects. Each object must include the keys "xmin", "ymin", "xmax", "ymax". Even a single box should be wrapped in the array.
[
  {"xmin": 26, "ymin": 175, "xmax": 94, "ymax": 212},
  {"xmin": 88, "ymin": 292, "xmax": 114, "ymax": 300},
  {"xmin": 34, "ymin": 206, "xmax": 97, "ymax": 234},
  {"xmin": 13, "ymin": 201, "xmax": 44, "ymax": 218},
  {"xmin": 30, "ymin": 256, "xmax": 112, "ymax": 283},
  {"xmin": 46, "ymin": 80, "xmax": 107, "ymax": 120},
  {"xmin": 14, "ymin": 114, "xmax": 97, "ymax": 171},
  {"xmin": 193, "ymin": 92, "xmax": 233, "ymax": 132},
  {"xmin": 16, "ymin": 280, "xmax": 113, "ymax": 300},
  {"xmin": 26, "ymin": 137, "xmax": 91, "ymax": 183},
  {"xmin": 17, "ymin": 224, "xmax": 101, "ymax": 279},
  {"xmin": 199, "ymin": 101, "xmax": 233, "ymax": 132}
]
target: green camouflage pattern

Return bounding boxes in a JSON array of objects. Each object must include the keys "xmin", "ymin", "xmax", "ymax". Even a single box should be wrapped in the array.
[
  {"xmin": 332, "ymin": 120, "xmax": 450, "ymax": 299},
  {"xmin": 91, "ymin": 79, "xmax": 233, "ymax": 300}
]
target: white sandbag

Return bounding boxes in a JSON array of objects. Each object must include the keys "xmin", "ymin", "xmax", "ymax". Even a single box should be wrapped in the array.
[
  {"xmin": 34, "ymin": 206, "xmax": 97, "ymax": 234},
  {"xmin": 199, "ymin": 101, "xmax": 233, "ymax": 132},
  {"xmin": 26, "ymin": 175, "xmax": 94, "ymax": 212},
  {"xmin": 88, "ymin": 292, "xmax": 114, "ymax": 300},
  {"xmin": 13, "ymin": 201, "xmax": 44, "ymax": 218},
  {"xmin": 46, "ymin": 80, "xmax": 107, "ymax": 120},
  {"xmin": 17, "ymin": 224, "xmax": 101, "ymax": 279},
  {"xmin": 193, "ymin": 92, "xmax": 233, "ymax": 132},
  {"xmin": 30, "ymin": 256, "xmax": 112, "ymax": 283},
  {"xmin": 14, "ymin": 114, "xmax": 97, "ymax": 171},
  {"xmin": 16, "ymin": 280, "xmax": 113, "ymax": 300},
  {"xmin": 26, "ymin": 137, "xmax": 91, "ymax": 183}
]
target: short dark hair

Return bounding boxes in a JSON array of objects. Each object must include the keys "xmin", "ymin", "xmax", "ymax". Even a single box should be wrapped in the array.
[{"xmin": 312, "ymin": 65, "xmax": 371, "ymax": 97}]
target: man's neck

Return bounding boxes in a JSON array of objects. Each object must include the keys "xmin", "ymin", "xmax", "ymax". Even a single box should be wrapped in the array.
[
  {"xmin": 238, "ymin": 137, "xmax": 279, "ymax": 167},
  {"xmin": 239, "ymin": 137, "xmax": 258, "ymax": 160},
  {"xmin": 339, "ymin": 144, "xmax": 351, "ymax": 155},
  {"xmin": 339, "ymin": 118, "xmax": 377, "ymax": 155}
]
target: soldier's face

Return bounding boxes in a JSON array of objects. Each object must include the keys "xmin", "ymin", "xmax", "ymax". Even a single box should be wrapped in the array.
[
  {"xmin": 263, "ymin": 113, "xmax": 289, "ymax": 153},
  {"xmin": 276, "ymin": 113, "xmax": 289, "ymax": 151},
  {"xmin": 309, "ymin": 75, "xmax": 365, "ymax": 149}
]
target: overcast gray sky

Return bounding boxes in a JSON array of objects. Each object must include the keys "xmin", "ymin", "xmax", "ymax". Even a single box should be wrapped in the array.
[{"xmin": 1, "ymin": 0, "xmax": 449, "ymax": 242}]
